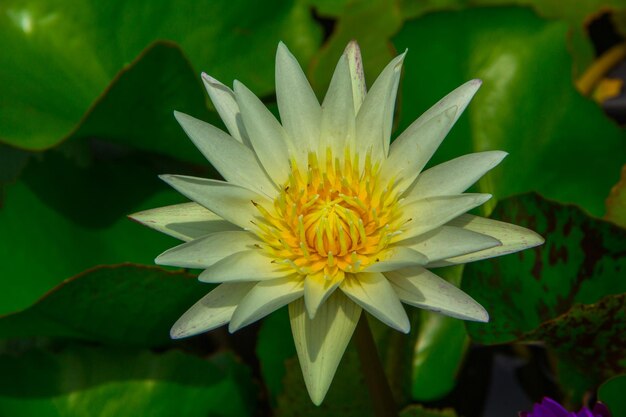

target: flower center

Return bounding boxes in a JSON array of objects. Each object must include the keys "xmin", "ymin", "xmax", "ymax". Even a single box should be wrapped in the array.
[{"xmin": 255, "ymin": 148, "xmax": 402, "ymax": 281}]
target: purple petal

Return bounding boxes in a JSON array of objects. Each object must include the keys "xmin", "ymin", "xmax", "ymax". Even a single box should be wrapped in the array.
[
  {"xmin": 540, "ymin": 398, "xmax": 572, "ymax": 417},
  {"xmin": 519, "ymin": 397, "xmax": 608, "ymax": 417}
]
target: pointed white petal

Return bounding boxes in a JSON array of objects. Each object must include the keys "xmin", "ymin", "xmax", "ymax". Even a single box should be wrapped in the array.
[
  {"xmin": 174, "ymin": 111, "xmax": 276, "ymax": 197},
  {"xmin": 276, "ymin": 42, "xmax": 321, "ymax": 166},
  {"xmin": 170, "ymin": 282, "xmax": 255, "ymax": 339},
  {"xmin": 199, "ymin": 249, "xmax": 293, "ymax": 283},
  {"xmin": 229, "ymin": 277, "xmax": 304, "ymax": 332},
  {"xmin": 320, "ymin": 53, "xmax": 356, "ymax": 157},
  {"xmin": 304, "ymin": 274, "xmax": 342, "ymax": 319},
  {"xmin": 234, "ymin": 80, "xmax": 291, "ymax": 184},
  {"xmin": 380, "ymin": 106, "xmax": 457, "ymax": 191},
  {"xmin": 201, "ymin": 73, "xmax": 247, "ymax": 144},
  {"xmin": 428, "ymin": 214, "xmax": 545, "ymax": 267},
  {"xmin": 363, "ymin": 246, "xmax": 428, "ymax": 272},
  {"xmin": 344, "ymin": 41, "xmax": 367, "ymax": 113},
  {"xmin": 289, "ymin": 291, "xmax": 361, "ymax": 405},
  {"xmin": 129, "ymin": 202, "xmax": 238, "ymax": 242},
  {"xmin": 395, "ymin": 194, "xmax": 492, "ymax": 242},
  {"xmin": 407, "ymin": 151, "xmax": 508, "ymax": 199},
  {"xmin": 356, "ymin": 52, "xmax": 406, "ymax": 161},
  {"xmin": 386, "ymin": 79, "xmax": 482, "ymax": 180},
  {"xmin": 404, "ymin": 226, "xmax": 501, "ymax": 264},
  {"xmin": 340, "ymin": 272, "xmax": 410, "ymax": 333},
  {"xmin": 386, "ymin": 266, "xmax": 488, "ymax": 322},
  {"xmin": 155, "ymin": 231, "xmax": 260, "ymax": 269},
  {"xmin": 159, "ymin": 175, "xmax": 271, "ymax": 230}
]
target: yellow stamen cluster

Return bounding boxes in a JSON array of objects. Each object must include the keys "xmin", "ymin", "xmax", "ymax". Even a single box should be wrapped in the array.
[{"xmin": 255, "ymin": 148, "xmax": 402, "ymax": 282}]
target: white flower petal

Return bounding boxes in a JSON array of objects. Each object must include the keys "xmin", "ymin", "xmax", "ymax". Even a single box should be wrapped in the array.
[
  {"xmin": 355, "ymin": 52, "xmax": 406, "ymax": 161},
  {"xmin": 344, "ymin": 41, "xmax": 367, "ymax": 113},
  {"xmin": 386, "ymin": 266, "xmax": 488, "ymax": 322},
  {"xmin": 407, "ymin": 151, "xmax": 508, "ymax": 199},
  {"xmin": 395, "ymin": 193, "xmax": 492, "ymax": 242},
  {"xmin": 198, "ymin": 249, "xmax": 293, "ymax": 283},
  {"xmin": 385, "ymin": 79, "xmax": 482, "ymax": 184},
  {"xmin": 404, "ymin": 225, "xmax": 501, "ymax": 264},
  {"xmin": 276, "ymin": 42, "xmax": 321, "ymax": 166},
  {"xmin": 422, "ymin": 79, "xmax": 482, "ymax": 124},
  {"xmin": 174, "ymin": 111, "xmax": 276, "ymax": 197},
  {"xmin": 229, "ymin": 277, "xmax": 304, "ymax": 332},
  {"xmin": 129, "ymin": 202, "xmax": 237, "ymax": 242},
  {"xmin": 363, "ymin": 246, "xmax": 428, "ymax": 272},
  {"xmin": 234, "ymin": 80, "xmax": 291, "ymax": 184},
  {"xmin": 289, "ymin": 291, "xmax": 361, "ymax": 405},
  {"xmin": 428, "ymin": 214, "xmax": 545, "ymax": 267},
  {"xmin": 320, "ymin": 53, "xmax": 356, "ymax": 157},
  {"xmin": 340, "ymin": 272, "xmax": 410, "ymax": 333},
  {"xmin": 170, "ymin": 282, "xmax": 255, "ymax": 339},
  {"xmin": 155, "ymin": 231, "xmax": 260, "ymax": 269},
  {"xmin": 159, "ymin": 175, "xmax": 271, "ymax": 230},
  {"xmin": 304, "ymin": 274, "xmax": 342, "ymax": 319},
  {"xmin": 380, "ymin": 106, "xmax": 457, "ymax": 192},
  {"xmin": 403, "ymin": 78, "xmax": 482, "ymax": 136},
  {"xmin": 201, "ymin": 73, "xmax": 247, "ymax": 145}
]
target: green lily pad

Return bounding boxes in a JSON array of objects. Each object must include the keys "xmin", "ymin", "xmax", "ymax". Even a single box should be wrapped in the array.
[
  {"xmin": 599, "ymin": 374, "xmax": 626, "ymax": 417},
  {"xmin": 69, "ymin": 41, "xmax": 218, "ymax": 165},
  {"xmin": 463, "ymin": 193, "xmax": 626, "ymax": 344},
  {"xmin": 256, "ymin": 308, "xmax": 296, "ymax": 405},
  {"xmin": 524, "ymin": 293, "xmax": 626, "ymax": 400},
  {"xmin": 398, "ymin": 0, "xmax": 626, "ymax": 78},
  {"xmin": 0, "ymin": 0, "xmax": 321, "ymax": 153},
  {"xmin": 0, "ymin": 150, "xmax": 188, "ymax": 315},
  {"xmin": 0, "ymin": 264, "xmax": 209, "ymax": 347},
  {"xmin": 411, "ymin": 266, "xmax": 468, "ymax": 402},
  {"xmin": 412, "ymin": 312, "xmax": 468, "ymax": 401},
  {"xmin": 462, "ymin": 193, "xmax": 626, "ymax": 401},
  {"xmin": 0, "ymin": 346, "xmax": 255, "ymax": 417},
  {"xmin": 393, "ymin": 7, "xmax": 626, "ymax": 217}
]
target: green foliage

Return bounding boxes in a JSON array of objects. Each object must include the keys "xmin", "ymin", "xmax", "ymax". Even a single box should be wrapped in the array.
[
  {"xmin": 256, "ymin": 309, "xmax": 296, "ymax": 404},
  {"xmin": 464, "ymin": 193, "xmax": 626, "ymax": 343},
  {"xmin": 0, "ymin": 264, "xmax": 208, "ymax": 347},
  {"xmin": 412, "ymin": 312, "xmax": 468, "ymax": 401},
  {"xmin": 599, "ymin": 375, "xmax": 626, "ymax": 417},
  {"xmin": 0, "ymin": 347, "xmax": 256, "ymax": 417},
  {"xmin": 0, "ymin": 150, "xmax": 188, "ymax": 314},
  {"xmin": 463, "ymin": 193, "xmax": 626, "ymax": 401},
  {"xmin": 393, "ymin": 7, "xmax": 626, "ymax": 217},
  {"xmin": 528, "ymin": 293, "xmax": 626, "ymax": 400},
  {"xmin": 398, "ymin": 0, "xmax": 626, "ymax": 77},
  {"xmin": 0, "ymin": 0, "xmax": 321, "ymax": 152}
]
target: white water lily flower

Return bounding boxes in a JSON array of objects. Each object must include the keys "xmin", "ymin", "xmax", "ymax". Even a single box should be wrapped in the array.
[{"xmin": 130, "ymin": 41, "xmax": 543, "ymax": 405}]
